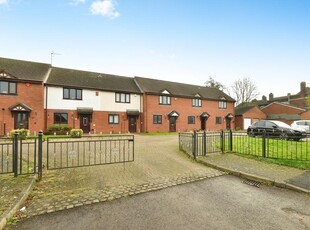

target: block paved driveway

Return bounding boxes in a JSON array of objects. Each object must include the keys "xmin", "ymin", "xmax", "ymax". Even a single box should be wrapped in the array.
[{"xmin": 23, "ymin": 134, "xmax": 224, "ymax": 217}]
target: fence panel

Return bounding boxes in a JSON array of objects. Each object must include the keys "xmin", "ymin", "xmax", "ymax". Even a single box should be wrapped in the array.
[
  {"xmin": 0, "ymin": 137, "xmax": 38, "ymax": 175},
  {"xmin": 0, "ymin": 138, "xmax": 13, "ymax": 174},
  {"xmin": 179, "ymin": 131, "xmax": 310, "ymax": 162},
  {"xmin": 231, "ymin": 132, "xmax": 310, "ymax": 161},
  {"xmin": 47, "ymin": 135, "xmax": 134, "ymax": 170}
]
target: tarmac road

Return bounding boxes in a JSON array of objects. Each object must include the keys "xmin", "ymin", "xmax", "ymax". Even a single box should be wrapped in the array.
[{"xmin": 7, "ymin": 175, "xmax": 310, "ymax": 230}]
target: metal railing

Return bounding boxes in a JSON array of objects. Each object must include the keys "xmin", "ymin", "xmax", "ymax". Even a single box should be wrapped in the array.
[
  {"xmin": 46, "ymin": 135, "xmax": 134, "ymax": 170},
  {"xmin": 0, "ymin": 132, "xmax": 43, "ymax": 178},
  {"xmin": 179, "ymin": 131, "xmax": 310, "ymax": 162}
]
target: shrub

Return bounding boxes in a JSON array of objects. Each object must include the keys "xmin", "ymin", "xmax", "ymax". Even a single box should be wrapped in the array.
[
  {"xmin": 70, "ymin": 129, "xmax": 83, "ymax": 138},
  {"xmin": 10, "ymin": 129, "xmax": 29, "ymax": 140},
  {"xmin": 44, "ymin": 124, "xmax": 72, "ymax": 135}
]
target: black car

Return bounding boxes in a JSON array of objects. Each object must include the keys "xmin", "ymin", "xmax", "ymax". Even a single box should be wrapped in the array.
[{"xmin": 247, "ymin": 120, "xmax": 307, "ymax": 141}]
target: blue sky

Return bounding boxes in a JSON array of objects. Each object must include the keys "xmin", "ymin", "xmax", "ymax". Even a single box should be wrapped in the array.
[{"xmin": 1, "ymin": 0, "xmax": 309, "ymax": 99}]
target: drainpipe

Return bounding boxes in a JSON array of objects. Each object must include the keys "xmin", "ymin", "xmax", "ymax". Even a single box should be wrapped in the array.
[{"xmin": 45, "ymin": 86, "xmax": 48, "ymax": 131}]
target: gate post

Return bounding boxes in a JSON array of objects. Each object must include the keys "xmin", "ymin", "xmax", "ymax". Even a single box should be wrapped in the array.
[
  {"xmin": 13, "ymin": 131, "xmax": 19, "ymax": 177},
  {"xmin": 38, "ymin": 131, "xmax": 43, "ymax": 181},
  {"xmin": 203, "ymin": 131, "xmax": 207, "ymax": 156},
  {"xmin": 193, "ymin": 131, "xmax": 197, "ymax": 159},
  {"xmin": 229, "ymin": 129, "xmax": 233, "ymax": 152},
  {"xmin": 262, "ymin": 131, "xmax": 266, "ymax": 158},
  {"xmin": 220, "ymin": 130, "xmax": 224, "ymax": 153}
]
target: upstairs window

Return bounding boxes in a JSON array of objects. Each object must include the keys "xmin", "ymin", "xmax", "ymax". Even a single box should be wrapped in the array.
[
  {"xmin": 0, "ymin": 81, "xmax": 16, "ymax": 95},
  {"xmin": 192, "ymin": 98, "xmax": 202, "ymax": 107},
  {"xmin": 115, "ymin": 93, "xmax": 130, "ymax": 103},
  {"xmin": 159, "ymin": 95, "xmax": 171, "ymax": 105},
  {"xmin": 63, "ymin": 88, "xmax": 82, "ymax": 100},
  {"xmin": 54, "ymin": 113, "xmax": 68, "ymax": 124},
  {"xmin": 219, "ymin": 101, "xmax": 227, "ymax": 109}
]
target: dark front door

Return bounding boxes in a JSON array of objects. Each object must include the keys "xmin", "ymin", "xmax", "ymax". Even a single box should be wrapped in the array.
[
  {"xmin": 14, "ymin": 112, "xmax": 29, "ymax": 129},
  {"xmin": 201, "ymin": 117, "xmax": 206, "ymax": 130},
  {"xmin": 169, "ymin": 117, "xmax": 177, "ymax": 132},
  {"xmin": 128, "ymin": 116, "xmax": 137, "ymax": 133},
  {"xmin": 226, "ymin": 117, "xmax": 231, "ymax": 130},
  {"xmin": 80, "ymin": 115, "xmax": 91, "ymax": 133}
]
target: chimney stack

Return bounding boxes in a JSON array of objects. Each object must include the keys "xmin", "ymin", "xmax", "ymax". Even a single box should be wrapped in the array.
[
  {"xmin": 262, "ymin": 95, "xmax": 267, "ymax": 102},
  {"xmin": 300, "ymin": 81, "xmax": 306, "ymax": 97},
  {"xmin": 287, "ymin": 93, "xmax": 291, "ymax": 104},
  {"xmin": 269, "ymin": 93, "xmax": 274, "ymax": 101}
]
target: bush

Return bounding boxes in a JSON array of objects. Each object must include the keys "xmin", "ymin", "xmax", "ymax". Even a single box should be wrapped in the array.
[
  {"xmin": 70, "ymin": 129, "xmax": 83, "ymax": 138},
  {"xmin": 44, "ymin": 124, "xmax": 72, "ymax": 135},
  {"xmin": 10, "ymin": 129, "xmax": 29, "ymax": 140}
]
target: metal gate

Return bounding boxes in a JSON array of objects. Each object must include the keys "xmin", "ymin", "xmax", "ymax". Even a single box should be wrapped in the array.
[
  {"xmin": 46, "ymin": 135, "xmax": 134, "ymax": 170},
  {"xmin": 179, "ymin": 131, "xmax": 225, "ymax": 158},
  {"xmin": 0, "ymin": 134, "xmax": 38, "ymax": 176}
]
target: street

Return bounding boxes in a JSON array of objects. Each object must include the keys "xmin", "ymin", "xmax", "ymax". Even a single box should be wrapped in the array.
[{"xmin": 8, "ymin": 175, "xmax": 310, "ymax": 230}]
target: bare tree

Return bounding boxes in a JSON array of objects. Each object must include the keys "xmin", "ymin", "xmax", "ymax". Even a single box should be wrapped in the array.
[
  {"xmin": 229, "ymin": 77, "xmax": 259, "ymax": 106},
  {"xmin": 205, "ymin": 77, "xmax": 225, "ymax": 91}
]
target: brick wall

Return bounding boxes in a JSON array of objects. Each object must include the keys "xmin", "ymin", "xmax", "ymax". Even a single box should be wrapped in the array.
[
  {"xmin": 262, "ymin": 103, "xmax": 304, "ymax": 115},
  {"xmin": 301, "ymin": 110, "xmax": 310, "ymax": 120},
  {"xmin": 46, "ymin": 109, "xmax": 140, "ymax": 134},
  {"xmin": 143, "ymin": 94, "xmax": 235, "ymax": 132},
  {"xmin": 235, "ymin": 107, "xmax": 267, "ymax": 130},
  {"xmin": 0, "ymin": 82, "xmax": 44, "ymax": 135}
]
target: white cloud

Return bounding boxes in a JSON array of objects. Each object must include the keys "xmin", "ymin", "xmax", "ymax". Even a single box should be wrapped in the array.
[
  {"xmin": 90, "ymin": 0, "xmax": 120, "ymax": 19},
  {"xmin": 0, "ymin": 0, "xmax": 8, "ymax": 5}
]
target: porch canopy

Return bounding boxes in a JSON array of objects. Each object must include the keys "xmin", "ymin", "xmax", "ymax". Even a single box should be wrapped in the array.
[
  {"xmin": 126, "ymin": 109, "xmax": 140, "ymax": 116},
  {"xmin": 77, "ymin": 107, "xmax": 93, "ymax": 115}
]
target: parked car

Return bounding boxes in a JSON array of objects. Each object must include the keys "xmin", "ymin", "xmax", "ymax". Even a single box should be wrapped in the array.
[
  {"xmin": 291, "ymin": 120, "xmax": 310, "ymax": 132},
  {"xmin": 247, "ymin": 120, "xmax": 307, "ymax": 141}
]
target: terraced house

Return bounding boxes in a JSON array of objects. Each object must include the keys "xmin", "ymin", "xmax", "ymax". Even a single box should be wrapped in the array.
[
  {"xmin": 1, "ymin": 57, "xmax": 235, "ymax": 134},
  {"xmin": 45, "ymin": 67, "xmax": 142, "ymax": 134},
  {"xmin": 134, "ymin": 77, "xmax": 235, "ymax": 132},
  {"xmin": 0, "ymin": 58, "xmax": 50, "ymax": 135}
]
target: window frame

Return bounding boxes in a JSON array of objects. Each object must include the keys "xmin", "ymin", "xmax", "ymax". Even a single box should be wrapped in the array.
[
  {"xmin": 159, "ymin": 95, "xmax": 171, "ymax": 105},
  {"xmin": 188, "ymin": 116, "xmax": 195, "ymax": 124},
  {"xmin": 108, "ymin": 114, "xmax": 119, "ymax": 124},
  {"xmin": 153, "ymin": 115, "xmax": 162, "ymax": 124},
  {"xmin": 216, "ymin": 116, "xmax": 222, "ymax": 124},
  {"xmin": 115, "ymin": 92, "xmax": 131, "ymax": 103},
  {"xmin": 219, "ymin": 101, "xmax": 227, "ymax": 109},
  {"xmin": 54, "ymin": 113, "xmax": 68, "ymax": 124},
  {"xmin": 63, "ymin": 88, "xmax": 82, "ymax": 100},
  {"xmin": 192, "ymin": 98, "xmax": 202, "ymax": 107},
  {"xmin": 0, "ymin": 81, "xmax": 17, "ymax": 95}
]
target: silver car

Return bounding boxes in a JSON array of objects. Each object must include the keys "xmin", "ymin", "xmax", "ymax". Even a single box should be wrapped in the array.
[{"xmin": 291, "ymin": 120, "xmax": 310, "ymax": 132}]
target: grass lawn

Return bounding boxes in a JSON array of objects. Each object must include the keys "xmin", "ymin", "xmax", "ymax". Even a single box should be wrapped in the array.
[{"xmin": 228, "ymin": 136, "xmax": 310, "ymax": 170}]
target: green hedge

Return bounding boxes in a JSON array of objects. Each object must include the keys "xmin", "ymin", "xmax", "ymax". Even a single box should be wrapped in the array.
[
  {"xmin": 10, "ymin": 129, "xmax": 30, "ymax": 140},
  {"xmin": 70, "ymin": 129, "xmax": 83, "ymax": 138},
  {"xmin": 44, "ymin": 124, "xmax": 72, "ymax": 135}
]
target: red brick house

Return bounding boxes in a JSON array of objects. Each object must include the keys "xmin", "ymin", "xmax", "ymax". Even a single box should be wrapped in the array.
[
  {"xmin": 134, "ymin": 77, "xmax": 235, "ymax": 132},
  {"xmin": 0, "ymin": 57, "xmax": 50, "ymax": 135},
  {"xmin": 1, "ymin": 57, "xmax": 236, "ymax": 135},
  {"xmin": 261, "ymin": 102, "xmax": 306, "ymax": 125},
  {"xmin": 234, "ymin": 105, "xmax": 266, "ymax": 130}
]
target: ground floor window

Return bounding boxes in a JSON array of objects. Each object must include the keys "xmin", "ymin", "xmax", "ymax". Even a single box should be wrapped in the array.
[
  {"xmin": 109, "ymin": 114, "xmax": 119, "ymax": 124},
  {"xmin": 216, "ymin": 116, "xmax": 222, "ymax": 124},
  {"xmin": 153, "ymin": 115, "xmax": 162, "ymax": 124},
  {"xmin": 54, "ymin": 113, "xmax": 68, "ymax": 124},
  {"xmin": 188, "ymin": 116, "xmax": 195, "ymax": 124}
]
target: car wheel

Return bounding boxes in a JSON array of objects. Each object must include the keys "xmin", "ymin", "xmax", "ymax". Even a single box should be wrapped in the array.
[
  {"xmin": 248, "ymin": 129, "xmax": 256, "ymax": 137},
  {"xmin": 280, "ymin": 132, "xmax": 288, "ymax": 140}
]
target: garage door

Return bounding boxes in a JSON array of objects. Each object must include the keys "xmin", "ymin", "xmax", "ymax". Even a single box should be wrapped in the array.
[{"xmin": 244, "ymin": 118, "xmax": 252, "ymax": 130}]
